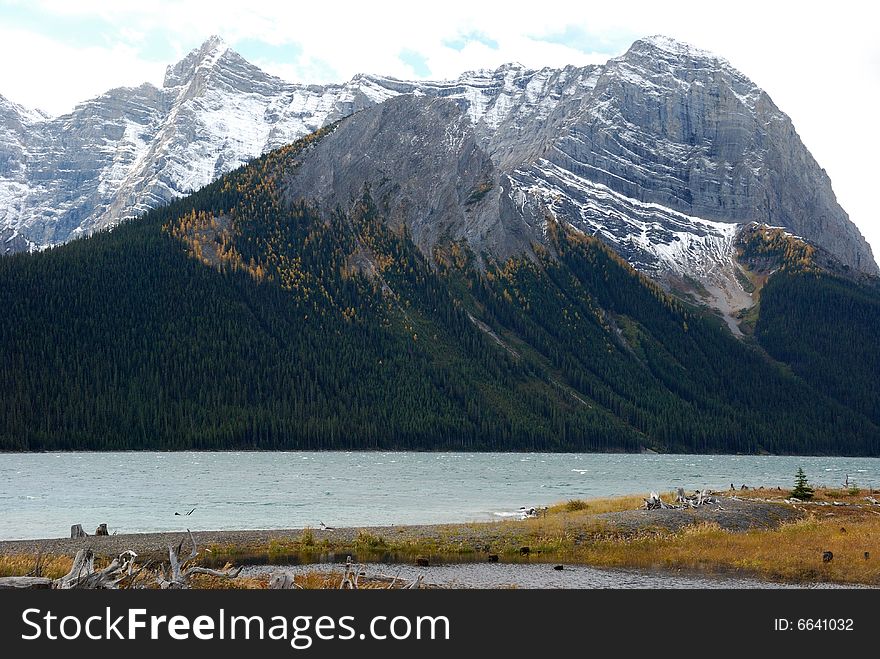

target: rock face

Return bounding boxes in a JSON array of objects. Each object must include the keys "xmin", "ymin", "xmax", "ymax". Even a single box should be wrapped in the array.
[
  {"xmin": 284, "ymin": 95, "xmax": 540, "ymax": 262},
  {"xmin": 525, "ymin": 37, "xmax": 876, "ymax": 276},
  {"xmin": 2, "ymin": 35, "xmax": 876, "ymax": 295},
  {"xmin": 0, "ymin": 95, "xmax": 48, "ymax": 252}
]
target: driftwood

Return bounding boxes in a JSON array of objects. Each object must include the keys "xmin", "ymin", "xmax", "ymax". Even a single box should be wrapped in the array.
[
  {"xmin": 644, "ymin": 491, "xmax": 671, "ymax": 510},
  {"xmin": 0, "ymin": 576, "xmax": 54, "ymax": 589},
  {"xmin": 53, "ymin": 548, "xmax": 140, "ymax": 589},
  {"xmin": 336, "ymin": 557, "xmax": 427, "ymax": 590},
  {"xmin": 70, "ymin": 524, "xmax": 86, "ymax": 539},
  {"xmin": 95, "ymin": 524, "xmax": 109, "ymax": 536},
  {"xmin": 156, "ymin": 529, "xmax": 241, "ymax": 589},
  {"xmin": 406, "ymin": 575, "xmax": 425, "ymax": 590},
  {"xmin": 269, "ymin": 572, "xmax": 300, "ymax": 590},
  {"xmin": 645, "ymin": 489, "xmax": 721, "ymax": 510},
  {"xmin": 374, "ymin": 569, "xmax": 404, "ymax": 588},
  {"xmin": 267, "ymin": 565, "xmax": 424, "ymax": 590},
  {"xmin": 3, "ymin": 531, "xmax": 240, "ymax": 590},
  {"xmin": 0, "ymin": 549, "xmax": 136, "ymax": 590},
  {"xmin": 55, "ymin": 548, "xmax": 96, "ymax": 588},
  {"xmin": 339, "ymin": 556, "xmax": 359, "ymax": 590}
]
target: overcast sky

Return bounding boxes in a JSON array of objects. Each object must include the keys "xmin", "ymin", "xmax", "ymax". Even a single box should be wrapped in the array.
[{"xmin": 1, "ymin": 0, "xmax": 878, "ymax": 261}]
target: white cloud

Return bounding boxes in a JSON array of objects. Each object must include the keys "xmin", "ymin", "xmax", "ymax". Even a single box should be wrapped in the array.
[
  {"xmin": 0, "ymin": 0, "xmax": 878, "ymax": 260},
  {"xmin": 0, "ymin": 27, "xmax": 165, "ymax": 114}
]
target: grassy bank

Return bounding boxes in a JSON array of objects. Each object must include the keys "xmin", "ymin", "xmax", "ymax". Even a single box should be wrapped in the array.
[{"xmin": 3, "ymin": 489, "xmax": 878, "ymax": 587}]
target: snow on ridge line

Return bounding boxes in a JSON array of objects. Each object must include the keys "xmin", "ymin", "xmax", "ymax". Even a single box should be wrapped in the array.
[
  {"xmin": 510, "ymin": 157, "xmax": 755, "ymax": 332},
  {"xmin": 637, "ymin": 35, "xmax": 721, "ymax": 60},
  {"xmin": 509, "ymin": 159, "xmax": 744, "ymax": 285}
]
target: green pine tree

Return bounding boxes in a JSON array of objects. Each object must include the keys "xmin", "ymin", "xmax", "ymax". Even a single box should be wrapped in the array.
[{"xmin": 791, "ymin": 467, "xmax": 814, "ymax": 500}]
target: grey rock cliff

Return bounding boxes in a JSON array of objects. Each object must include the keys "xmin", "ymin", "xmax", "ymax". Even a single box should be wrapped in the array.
[
  {"xmin": 538, "ymin": 36, "xmax": 875, "ymax": 274},
  {"xmin": 284, "ymin": 96, "xmax": 539, "ymax": 262}
]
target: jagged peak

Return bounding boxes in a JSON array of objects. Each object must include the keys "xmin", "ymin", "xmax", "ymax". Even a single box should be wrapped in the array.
[
  {"xmin": 495, "ymin": 61, "xmax": 527, "ymax": 73},
  {"xmin": 163, "ymin": 35, "xmax": 232, "ymax": 88},
  {"xmin": 452, "ymin": 61, "xmax": 531, "ymax": 82},
  {"xmin": 0, "ymin": 92, "xmax": 50, "ymax": 124},
  {"xmin": 201, "ymin": 35, "xmax": 228, "ymax": 51}
]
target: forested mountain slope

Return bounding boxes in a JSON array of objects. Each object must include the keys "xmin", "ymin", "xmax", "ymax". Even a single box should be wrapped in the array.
[{"xmin": 2, "ymin": 128, "xmax": 877, "ymax": 454}]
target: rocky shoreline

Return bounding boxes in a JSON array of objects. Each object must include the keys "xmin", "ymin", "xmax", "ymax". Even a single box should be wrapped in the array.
[{"xmin": 0, "ymin": 497, "xmax": 801, "ymax": 560}]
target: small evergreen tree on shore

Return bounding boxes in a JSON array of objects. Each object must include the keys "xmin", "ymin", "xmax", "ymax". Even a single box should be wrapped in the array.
[{"xmin": 791, "ymin": 467, "xmax": 814, "ymax": 500}]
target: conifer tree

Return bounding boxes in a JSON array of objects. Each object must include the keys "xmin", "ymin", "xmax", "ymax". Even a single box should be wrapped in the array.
[{"xmin": 791, "ymin": 467, "xmax": 814, "ymax": 500}]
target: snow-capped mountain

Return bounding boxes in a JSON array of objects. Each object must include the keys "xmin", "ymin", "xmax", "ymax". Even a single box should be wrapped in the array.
[
  {"xmin": 0, "ymin": 36, "xmax": 397, "ymax": 253},
  {"xmin": 2, "ymin": 35, "xmax": 875, "ymax": 314}
]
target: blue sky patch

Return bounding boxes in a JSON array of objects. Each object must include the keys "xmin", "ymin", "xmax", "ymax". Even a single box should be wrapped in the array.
[
  {"xmin": 234, "ymin": 38, "xmax": 303, "ymax": 66},
  {"xmin": 3, "ymin": 3, "xmax": 118, "ymax": 50},
  {"xmin": 443, "ymin": 31, "xmax": 499, "ymax": 52},
  {"xmin": 532, "ymin": 25, "xmax": 634, "ymax": 55},
  {"xmin": 399, "ymin": 49, "xmax": 431, "ymax": 77}
]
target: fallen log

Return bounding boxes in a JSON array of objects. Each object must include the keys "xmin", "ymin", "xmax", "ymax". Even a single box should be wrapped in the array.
[{"xmin": 0, "ymin": 577, "xmax": 53, "ymax": 590}]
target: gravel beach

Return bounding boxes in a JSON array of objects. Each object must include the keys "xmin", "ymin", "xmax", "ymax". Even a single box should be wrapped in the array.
[{"xmin": 0, "ymin": 497, "xmax": 801, "ymax": 559}]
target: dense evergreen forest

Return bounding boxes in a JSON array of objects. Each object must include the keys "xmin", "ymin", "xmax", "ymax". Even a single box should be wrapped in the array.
[
  {"xmin": 1, "ymin": 131, "xmax": 878, "ymax": 454},
  {"xmin": 756, "ymin": 272, "xmax": 880, "ymax": 428}
]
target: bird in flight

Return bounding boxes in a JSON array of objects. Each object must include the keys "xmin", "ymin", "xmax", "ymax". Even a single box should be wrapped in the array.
[
  {"xmin": 175, "ymin": 507, "xmax": 196, "ymax": 516},
  {"xmin": 319, "ymin": 521, "xmax": 334, "ymax": 530}
]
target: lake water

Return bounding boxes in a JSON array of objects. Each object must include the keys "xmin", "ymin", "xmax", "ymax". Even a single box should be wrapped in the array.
[{"xmin": 1, "ymin": 452, "xmax": 878, "ymax": 541}]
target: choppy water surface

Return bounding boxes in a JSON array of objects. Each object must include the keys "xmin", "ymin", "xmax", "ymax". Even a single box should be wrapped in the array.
[{"xmin": 1, "ymin": 452, "xmax": 877, "ymax": 540}]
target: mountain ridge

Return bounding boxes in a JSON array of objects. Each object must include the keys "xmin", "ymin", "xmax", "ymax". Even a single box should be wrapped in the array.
[{"xmin": 2, "ymin": 35, "xmax": 875, "ymax": 290}]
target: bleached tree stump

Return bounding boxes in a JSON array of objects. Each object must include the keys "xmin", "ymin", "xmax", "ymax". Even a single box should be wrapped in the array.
[
  {"xmin": 269, "ymin": 572, "xmax": 297, "ymax": 590},
  {"xmin": 71, "ymin": 524, "xmax": 86, "ymax": 539}
]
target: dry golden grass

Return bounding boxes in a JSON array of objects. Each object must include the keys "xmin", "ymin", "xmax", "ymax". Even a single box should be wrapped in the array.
[
  {"xmin": 547, "ymin": 493, "xmax": 651, "ymax": 516},
  {"xmin": 435, "ymin": 489, "xmax": 880, "ymax": 584},
  {"xmin": 0, "ymin": 554, "xmax": 73, "ymax": 579},
  {"xmin": 573, "ymin": 514, "xmax": 880, "ymax": 584},
  {"xmin": 292, "ymin": 571, "xmax": 394, "ymax": 589},
  {"xmin": 736, "ymin": 485, "xmax": 877, "ymax": 503}
]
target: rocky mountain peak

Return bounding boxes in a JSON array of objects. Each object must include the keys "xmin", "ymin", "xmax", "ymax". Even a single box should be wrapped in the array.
[
  {"xmin": 495, "ymin": 62, "xmax": 527, "ymax": 73},
  {"xmin": 0, "ymin": 93, "xmax": 48, "ymax": 127},
  {"xmin": 163, "ymin": 35, "xmax": 231, "ymax": 88},
  {"xmin": 611, "ymin": 34, "xmax": 761, "ymax": 104},
  {"xmin": 629, "ymin": 35, "xmax": 721, "ymax": 60}
]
